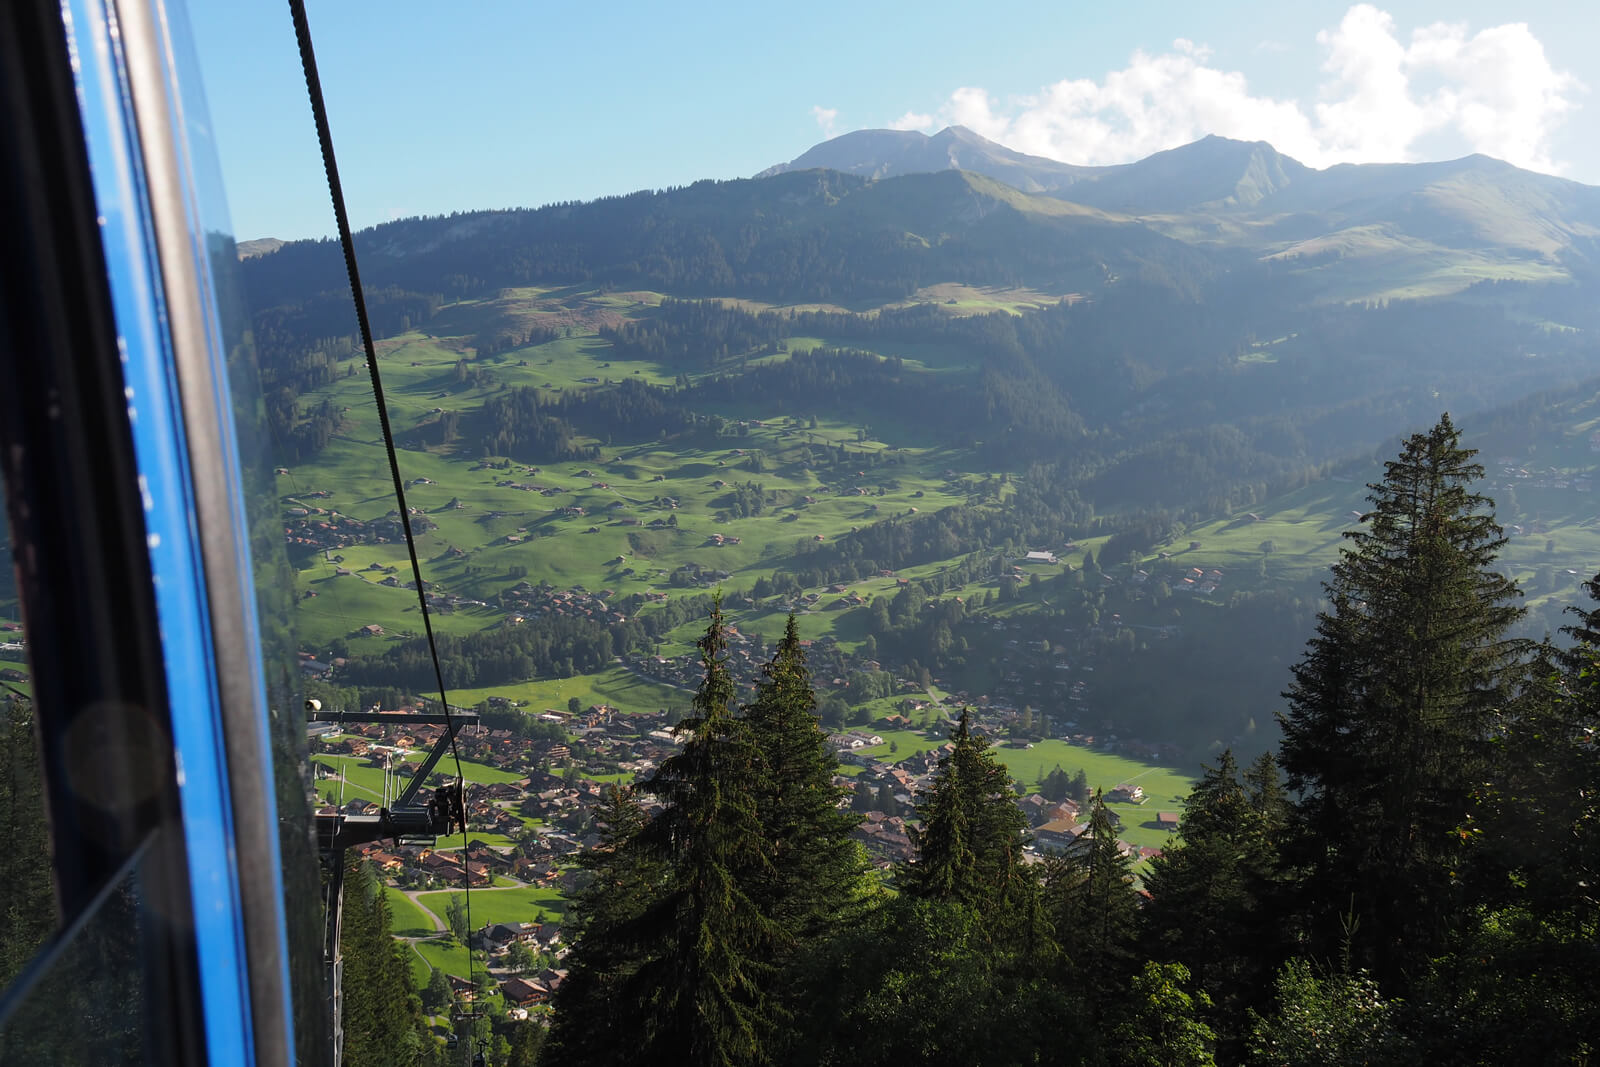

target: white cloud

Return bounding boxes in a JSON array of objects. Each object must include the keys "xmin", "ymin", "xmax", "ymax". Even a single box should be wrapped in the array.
[
  {"xmin": 887, "ymin": 4, "xmax": 1581, "ymax": 174},
  {"xmin": 888, "ymin": 110, "xmax": 935, "ymax": 132},
  {"xmin": 811, "ymin": 105, "xmax": 839, "ymax": 138},
  {"xmin": 1402, "ymin": 17, "xmax": 1580, "ymax": 174}
]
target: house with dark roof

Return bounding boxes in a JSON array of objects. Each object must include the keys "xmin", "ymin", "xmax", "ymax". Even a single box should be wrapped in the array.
[{"xmin": 500, "ymin": 977, "xmax": 549, "ymax": 1007}]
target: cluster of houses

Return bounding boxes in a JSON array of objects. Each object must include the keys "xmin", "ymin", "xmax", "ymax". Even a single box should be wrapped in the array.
[
  {"xmin": 0, "ymin": 623, "xmax": 23, "ymax": 667},
  {"xmin": 1496, "ymin": 459, "xmax": 1595, "ymax": 496},
  {"xmin": 623, "ymin": 630, "xmax": 850, "ymax": 695},
  {"xmin": 283, "ymin": 512, "xmax": 378, "ymax": 553},
  {"xmin": 1174, "ymin": 567, "xmax": 1226, "ymax": 596},
  {"xmin": 495, "ymin": 583, "xmax": 630, "ymax": 628},
  {"xmin": 491, "ymin": 476, "xmax": 568, "ymax": 497},
  {"xmin": 283, "ymin": 507, "xmax": 434, "ymax": 554},
  {"xmin": 451, "ymin": 923, "xmax": 568, "ymax": 1011}
]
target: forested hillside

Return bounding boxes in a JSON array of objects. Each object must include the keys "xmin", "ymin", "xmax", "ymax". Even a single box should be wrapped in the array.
[{"xmin": 239, "ymin": 143, "xmax": 1600, "ymax": 759}]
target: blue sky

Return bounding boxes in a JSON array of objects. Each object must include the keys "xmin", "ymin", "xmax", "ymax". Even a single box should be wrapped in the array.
[{"xmin": 188, "ymin": 1, "xmax": 1600, "ymax": 241}]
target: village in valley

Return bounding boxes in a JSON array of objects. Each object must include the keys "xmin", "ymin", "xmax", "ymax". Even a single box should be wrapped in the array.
[{"xmin": 310, "ymin": 657, "xmax": 1177, "ymax": 1013}]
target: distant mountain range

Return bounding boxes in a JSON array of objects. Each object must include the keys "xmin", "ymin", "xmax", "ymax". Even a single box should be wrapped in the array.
[
  {"xmin": 757, "ymin": 126, "xmax": 1317, "ymax": 211},
  {"xmin": 760, "ymin": 127, "xmax": 1600, "ymax": 302},
  {"xmin": 243, "ymin": 124, "xmax": 1600, "ymax": 329}
]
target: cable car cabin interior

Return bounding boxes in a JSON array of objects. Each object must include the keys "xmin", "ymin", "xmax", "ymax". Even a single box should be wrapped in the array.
[{"xmin": 0, "ymin": 0, "xmax": 465, "ymax": 1063}]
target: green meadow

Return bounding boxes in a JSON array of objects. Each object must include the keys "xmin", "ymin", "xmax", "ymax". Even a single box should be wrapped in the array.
[
  {"xmin": 1161, "ymin": 463, "xmax": 1600, "ymax": 625},
  {"xmin": 383, "ymin": 889, "xmax": 440, "ymax": 937},
  {"xmin": 312, "ymin": 752, "xmax": 525, "ymax": 798},
  {"xmin": 842, "ymin": 727, "xmax": 1195, "ymax": 852},
  {"xmin": 406, "ymin": 937, "xmax": 474, "ymax": 984},
  {"xmin": 449, "ymin": 664, "xmax": 688, "ymax": 717},
  {"xmin": 416, "ymin": 887, "xmax": 569, "ymax": 929}
]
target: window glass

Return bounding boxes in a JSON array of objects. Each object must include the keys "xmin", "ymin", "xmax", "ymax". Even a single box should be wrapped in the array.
[
  {"xmin": 0, "ymin": 854, "xmax": 147, "ymax": 1062},
  {"xmin": 0, "ymin": 513, "xmax": 55, "ymax": 989}
]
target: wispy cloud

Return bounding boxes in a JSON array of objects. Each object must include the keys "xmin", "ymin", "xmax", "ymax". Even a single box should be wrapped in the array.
[
  {"xmin": 888, "ymin": 110, "xmax": 935, "ymax": 132},
  {"xmin": 889, "ymin": 5, "xmax": 1582, "ymax": 174},
  {"xmin": 811, "ymin": 105, "xmax": 840, "ymax": 138}
]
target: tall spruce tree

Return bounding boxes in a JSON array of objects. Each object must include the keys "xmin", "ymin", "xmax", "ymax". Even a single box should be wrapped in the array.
[
  {"xmin": 1142, "ymin": 752, "xmax": 1287, "ymax": 1053},
  {"xmin": 1242, "ymin": 751, "xmax": 1289, "ymax": 842},
  {"xmin": 1277, "ymin": 413, "xmax": 1528, "ymax": 992},
  {"xmin": 626, "ymin": 596, "xmax": 781, "ymax": 1067},
  {"xmin": 800, "ymin": 717, "xmax": 1067, "ymax": 1066},
  {"xmin": 1048, "ymin": 790, "xmax": 1139, "ymax": 996},
  {"xmin": 543, "ymin": 785, "xmax": 664, "ymax": 1067},
  {"xmin": 1407, "ymin": 585, "xmax": 1600, "ymax": 1063},
  {"xmin": 901, "ymin": 708, "xmax": 1033, "ymax": 918},
  {"xmin": 741, "ymin": 616, "xmax": 866, "ymax": 952}
]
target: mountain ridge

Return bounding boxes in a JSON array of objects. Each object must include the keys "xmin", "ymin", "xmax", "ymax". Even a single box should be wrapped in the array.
[
  {"xmin": 241, "ymin": 127, "xmax": 1600, "ymax": 314},
  {"xmin": 759, "ymin": 125, "xmax": 1600, "ymax": 205},
  {"xmin": 760, "ymin": 127, "xmax": 1600, "ymax": 301}
]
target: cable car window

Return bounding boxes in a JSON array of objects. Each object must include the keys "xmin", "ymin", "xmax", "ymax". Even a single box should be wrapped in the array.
[{"xmin": 156, "ymin": 7, "xmax": 336, "ymax": 1057}]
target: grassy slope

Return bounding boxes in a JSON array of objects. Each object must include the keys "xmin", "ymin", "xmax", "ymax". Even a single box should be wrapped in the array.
[
  {"xmin": 312, "ymin": 752, "xmax": 524, "ymax": 798},
  {"xmin": 284, "ymin": 299, "xmax": 991, "ymax": 671},
  {"xmin": 1164, "ymin": 450, "xmax": 1600, "ymax": 623}
]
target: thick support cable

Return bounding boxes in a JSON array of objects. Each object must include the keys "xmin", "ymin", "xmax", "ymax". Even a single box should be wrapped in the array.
[
  {"xmin": 285, "ymin": 0, "xmax": 454, "ymax": 733},
  {"xmin": 287, "ymin": 0, "xmax": 477, "ymax": 1031}
]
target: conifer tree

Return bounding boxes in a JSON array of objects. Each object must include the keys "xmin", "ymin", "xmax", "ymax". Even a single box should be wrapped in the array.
[
  {"xmin": 1513, "ymin": 589, "xmax": 1600, "ymax": 935},
  {"xmin": 422, "ymin": 966, "xmax": 453, "ymax": 1015},
  {"xmin": 901, "ymin": 708, "xmax": 1033, "ymax": 918},
  {"xmin": 1142, "ymin": 752, "xmax": 1286, "ymax": 1051},
  {"xmin": 794, "ymin": 714, "xmax": 1066, "ymax": 1066},
  {"xmin": 626, "ymin": 596, "xmax": 781, "ymax": 1067},
  {"xmin": 1143, "ymin": 752, "xmax": 1251, "ymax": 965},
  {"xmin": 1242, "ymin": 751, "xmax": 1289, "ymax": 841},
  {"xmin": 1413, "ymin": 590, "xmax": 1600, "ymax": 1062},
  {"xmin": 1048, "ymin": 789, "xmax": 1139, "ymax": 994},
  {"xmin": 543, "ymin": 785, "xmax": 663, "ymax": 1067},
  {"xmin": 1277, "ymin": 413, "xmax": 1528, "ymax": 991},
  {"xmin": 741, "ymin": 615, "xmax": 866, "ymax": 946}
]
